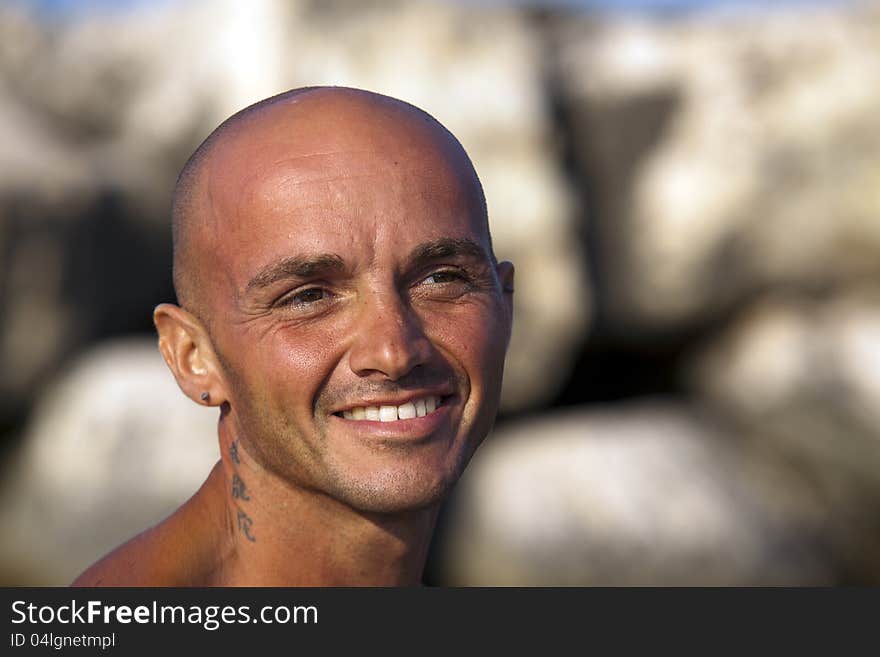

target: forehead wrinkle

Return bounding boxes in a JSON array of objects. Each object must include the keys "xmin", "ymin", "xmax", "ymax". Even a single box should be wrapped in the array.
[
  {"xmin": 270, "ymin": 171, "xmax": 385, "ymax": 197},
  {"xmin": 228, "ymin": 153, "xmax": 399, "ymax": 223},
  {"xmin": 230, "ymin": 150, "xmax": 381, "ymax": 191},
  {"xmin": 236, "ymin": 159, "xmax": 463, "ymax": 226}
]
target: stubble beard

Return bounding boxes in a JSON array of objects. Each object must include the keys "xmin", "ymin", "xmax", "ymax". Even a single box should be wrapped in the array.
[{"xmin": 229, "ymin": 385, "xmax": 495, "ymax": 515}]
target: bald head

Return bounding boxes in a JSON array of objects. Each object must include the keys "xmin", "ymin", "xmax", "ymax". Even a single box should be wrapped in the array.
[{"xmin": 171, "ymin": 87, "xmax": 489, "ymax": 318}]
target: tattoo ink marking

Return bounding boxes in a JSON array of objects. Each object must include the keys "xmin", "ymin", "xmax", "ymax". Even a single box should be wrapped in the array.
[
  {"xmin": 229, "ymin": 440, "xmax": 240, "ymax": 465},
  {"xmin": 232, "ymin": 474, "xmax": 250, "ymax": 501},
  {"xmin": 237, "ymin": 509, "xmax": 256, "ymax": 542}
]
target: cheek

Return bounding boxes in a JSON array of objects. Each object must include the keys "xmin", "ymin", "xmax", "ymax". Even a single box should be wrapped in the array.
[
  {"xmin": 227, "ymin": 321, "xmax": 348, "ymax": 410},
  {"xmin": 425, "ymin": 302, "xmax": 510, "ymax": 389}
]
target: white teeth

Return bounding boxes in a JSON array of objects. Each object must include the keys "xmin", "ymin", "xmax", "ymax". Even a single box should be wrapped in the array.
[
  {"xmin": 341, "ymin": 396, "xmax": 442, "ymax": 422},
  {"xmin": 398, "ymin": 402, "xmax": 416, "ymax": 420}
]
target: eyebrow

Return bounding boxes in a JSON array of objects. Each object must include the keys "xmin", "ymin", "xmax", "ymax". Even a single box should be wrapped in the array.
[
  {"xmin": 406, "ymin": 238, "xmax": 493, "ymax": 269},
  {"xmin": 244, "ymin": 237, "xmax": 492, "ymax": 293},
  {"xmin": 245, "ymin": 253, "xmax": 346, "ymax": 292}
]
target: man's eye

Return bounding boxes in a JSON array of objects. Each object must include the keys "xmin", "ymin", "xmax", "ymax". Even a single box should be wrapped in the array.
[
  {"xmin": 421, "ymin": 270, "xmax": 465, "ymax": 285},
  {"xmin": 283, "ymin": 287, "xmax": 326, "ymax": 307}
]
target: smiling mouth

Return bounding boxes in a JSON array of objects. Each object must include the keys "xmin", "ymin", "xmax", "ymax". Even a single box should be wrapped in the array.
[{"xmin": 334, "ymin": 395, "xmax": 446, "ymax": 422}]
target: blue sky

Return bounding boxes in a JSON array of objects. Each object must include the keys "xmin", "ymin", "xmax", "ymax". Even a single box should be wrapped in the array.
[{"xmin": 22, "ymin": 0, "xmax": 850, "ymax": 17}]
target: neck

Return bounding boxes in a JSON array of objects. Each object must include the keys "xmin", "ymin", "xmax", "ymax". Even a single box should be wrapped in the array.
[{"xmin": 203, "ymin": 418, "xmax": 439, "ymax": 586}]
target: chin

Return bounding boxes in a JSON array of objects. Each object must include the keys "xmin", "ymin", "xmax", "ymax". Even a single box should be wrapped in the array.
[{"xmin": 329, "ymin": 459, "xmax": 465, "ymax": 514}]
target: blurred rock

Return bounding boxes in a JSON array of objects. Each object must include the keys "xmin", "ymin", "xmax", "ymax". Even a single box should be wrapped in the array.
[
  {"xmin": 437, "ymin": 402, "xmax": 880, "ymax": 585},
  {"xmin": 0, "ymin": 339, "xmax": 218, "ymax": 585},
  {"xmin": 691, "ymin": 289, "xmax": 880, "ymax": 453},
  {"xmin": 553, "ymin": 3, "xmax": 880, "ymax": 334},
  {"xmin": 0, "ymin": 0, "xmax": 587, "ymax": 421}
]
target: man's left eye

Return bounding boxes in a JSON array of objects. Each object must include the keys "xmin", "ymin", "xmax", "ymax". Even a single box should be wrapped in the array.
[
  {"xmin": 285, "ymin": 287, "xmax": 326, "ymax": 307},
  {"xmin": 297, "ymin": 288, "xmax": 324, "ymax": 302},
  {"xmin": 421, "ymin": 270, "xmax": 464, "ymax": 285}
]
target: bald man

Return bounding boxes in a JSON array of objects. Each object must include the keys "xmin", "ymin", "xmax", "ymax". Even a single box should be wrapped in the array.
[{"xmin": 72, "ymin": 87, "xmax": 514, "ymax": 586}]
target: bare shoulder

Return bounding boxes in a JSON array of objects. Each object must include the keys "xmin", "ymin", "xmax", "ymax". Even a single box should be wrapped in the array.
[
  {"xmin": 71, "ymin": 462, "xmax": 231, "ymax": 587},
  {"xmin": 70, "ymin": 524, "xmax": 177, "ymax": 587}
]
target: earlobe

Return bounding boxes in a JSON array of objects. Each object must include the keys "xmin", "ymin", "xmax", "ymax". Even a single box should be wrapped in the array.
[{"xmin": 153, "ymin": 303, "xmax": 227, "ymax": 406}]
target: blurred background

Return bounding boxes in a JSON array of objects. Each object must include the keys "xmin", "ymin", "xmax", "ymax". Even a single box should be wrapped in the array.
[{"xmin": 1, "ymin": 0, "xmax": 879, "ymax": 585}]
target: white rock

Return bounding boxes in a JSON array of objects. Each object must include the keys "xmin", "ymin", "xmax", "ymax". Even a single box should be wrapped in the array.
[
  {"xmin": 692, "ymin": 290, "xmax": 880, "ymax": 436},
  {"xmin": 556, "ymin": 5, "xmax": 880, "ymax": 330},
  {"xmin": 438, "ymin": 403, "xmax": 850, "ymax": 585},
  {"xmin": 0, "ymin": 339, "xmax": 219, "ymax": 585}
]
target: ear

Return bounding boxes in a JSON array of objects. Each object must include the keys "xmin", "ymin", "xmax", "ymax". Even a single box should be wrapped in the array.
[
  {"xmin": 153, "ymin": 303, "xmax": 228, "ymax": 407},
  {"xmin": 496, "ymin": 260, "xmax": 515, "ymax": 343},
  {"xmin": 497, "ymin": 260, "xmax": 515, "ymax": 295}
]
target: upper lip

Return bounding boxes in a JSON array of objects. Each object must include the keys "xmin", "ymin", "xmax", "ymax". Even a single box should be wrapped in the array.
[{"xmin": 332, "ymin": 389, "xmax": 454, "ymax": 414}]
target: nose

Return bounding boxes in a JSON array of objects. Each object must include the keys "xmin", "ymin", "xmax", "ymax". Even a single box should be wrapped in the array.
[{"xmin": 348, "ymin": 290, "xmax": 433, "ymax": 381}]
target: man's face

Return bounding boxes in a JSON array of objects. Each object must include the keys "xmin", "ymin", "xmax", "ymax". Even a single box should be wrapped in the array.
[{"xmin": 199, "ymin": 104, "xmax": 512, "ymax": 513}]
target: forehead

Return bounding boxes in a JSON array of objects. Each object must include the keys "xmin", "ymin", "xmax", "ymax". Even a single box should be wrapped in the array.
[{"xmin": 202, "ymin": 125, "xmax": 487, "ymax": 289}]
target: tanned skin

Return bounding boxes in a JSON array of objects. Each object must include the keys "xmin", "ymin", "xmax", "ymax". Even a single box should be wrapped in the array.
[{"xmin": 72, "ymin": 87, "xmax": 514, "ymax": 586}]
